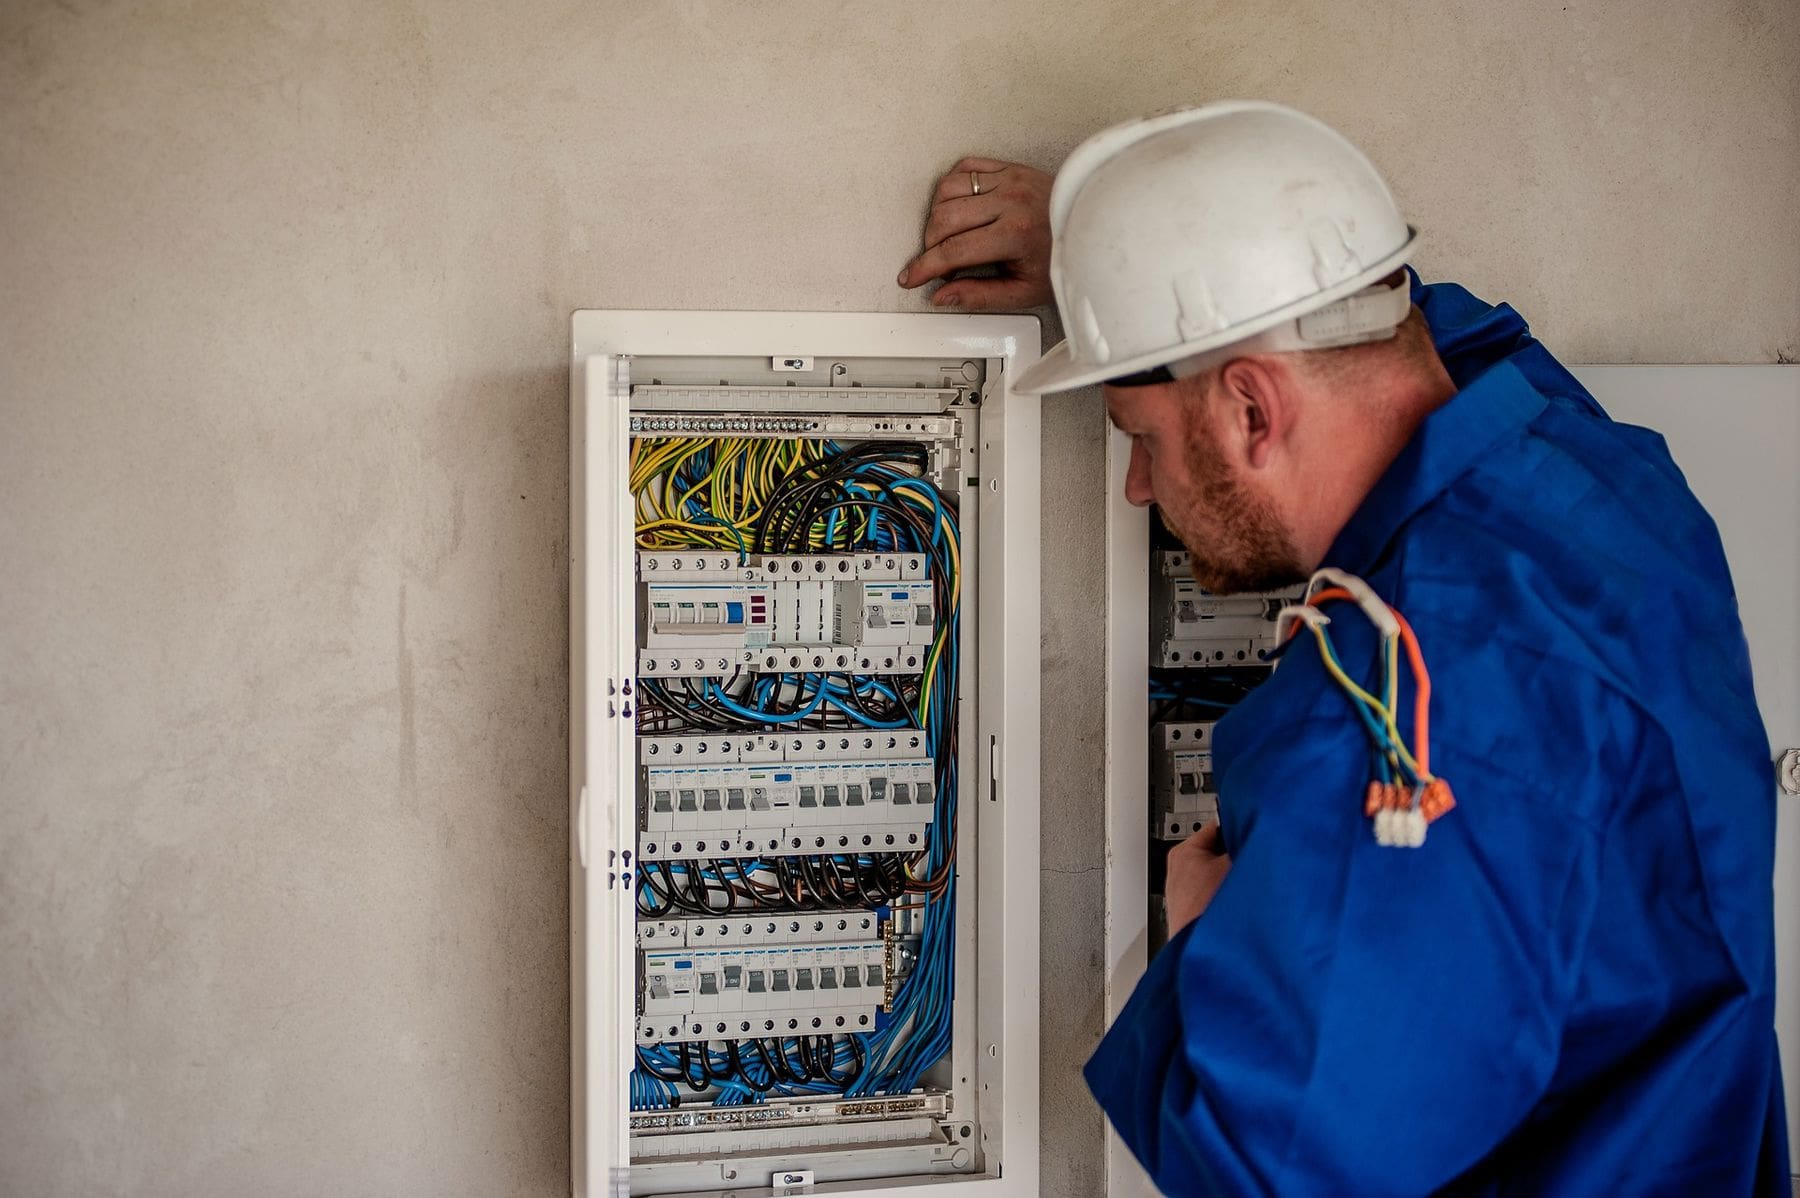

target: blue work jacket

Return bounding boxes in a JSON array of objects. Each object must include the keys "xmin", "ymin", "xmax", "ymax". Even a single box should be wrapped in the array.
[{"xmin": 1087, "ymin": 275, "xmax": 1789, "ymax": 1195}]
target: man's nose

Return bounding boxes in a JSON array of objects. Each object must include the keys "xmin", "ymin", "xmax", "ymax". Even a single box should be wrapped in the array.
[{"xmin": 1124, "ymin": 438, "xmax": 1155, "ymax": 508}]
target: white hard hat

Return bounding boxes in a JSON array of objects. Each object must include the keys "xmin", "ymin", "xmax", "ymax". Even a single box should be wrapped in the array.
[{"xmin": 1014, "ymin": 100, "xmax": 1419, "ymax": 395}]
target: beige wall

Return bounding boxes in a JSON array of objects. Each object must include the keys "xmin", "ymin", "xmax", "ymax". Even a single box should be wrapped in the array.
[{"xmin": 2, "ymin": 2, "xmax": 1794, "ymax": 1194}]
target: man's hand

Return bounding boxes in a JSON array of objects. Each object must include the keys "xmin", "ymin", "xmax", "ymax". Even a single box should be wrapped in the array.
[
  {"xmin": 897, "ymin": 157, "xmax": 1054, "ymax": 312},
  {"xmin": 1166, "ymin": 824, "xmax": 1232, "ymax": 937}
]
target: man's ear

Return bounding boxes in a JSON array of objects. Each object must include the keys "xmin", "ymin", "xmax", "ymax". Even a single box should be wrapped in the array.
[{"xmin": 1213, "ymin": 357, "xmax": 1290, "ymax": 472}]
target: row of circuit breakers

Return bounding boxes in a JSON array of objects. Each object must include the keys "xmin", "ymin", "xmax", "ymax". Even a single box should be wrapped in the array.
[
  {"xmin": 635, "ymin": 550, "xmax": 936, "ymax": 1048},
  {"xmin": 640, "ymin": 550, "xmax": 933, "ymax": 678},
  {"xmin": 638, "ymin": 911, "xmax": 892, "ymax": 1047},
  {"xmin": 1151, "ymin": 549, "xmax": 1302, "ymax": 844}
]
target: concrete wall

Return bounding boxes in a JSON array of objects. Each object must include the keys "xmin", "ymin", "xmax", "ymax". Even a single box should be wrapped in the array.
[{"xmin": 2, "ymin": 2, "xmax": 1795, "ymax": 1193}]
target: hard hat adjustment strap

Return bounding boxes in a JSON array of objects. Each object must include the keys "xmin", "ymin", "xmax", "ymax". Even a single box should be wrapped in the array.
[
  {"xmin": 1294, "ymin": 275, "xmax": 1412, "ymax": 347},
  {"xmin": 1165, "ymin": 274, "xmax": 1413, "ymax": 380}
]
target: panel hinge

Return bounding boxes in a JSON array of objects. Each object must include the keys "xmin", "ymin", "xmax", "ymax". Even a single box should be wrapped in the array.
[
  {"xmin": 1779, "ymin": 748, "xmax": 1799, "ymax": 796},
  {"xmin": 609, "ymin": 1166, "xmax": 630, "ymax": 1197},
  {"xmin": 988, "ymin": 734, "xmax": 1000, "ymax": 804}
]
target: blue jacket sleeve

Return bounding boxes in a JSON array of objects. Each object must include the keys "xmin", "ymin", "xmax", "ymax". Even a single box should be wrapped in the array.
[{"xmin": 1087, "ymin": 618, "xmax": 1617, "ymax": 1196}]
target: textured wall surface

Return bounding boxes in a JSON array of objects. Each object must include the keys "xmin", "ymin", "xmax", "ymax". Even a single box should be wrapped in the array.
[{"xmin": 2, "ymin": 2, "xmax": 1796, "ymax": 1194}]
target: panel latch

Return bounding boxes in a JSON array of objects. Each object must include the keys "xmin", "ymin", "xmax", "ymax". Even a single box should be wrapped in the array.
[{"xmin": 773, "ymin": 1168, "xmax": 815, "ymax": 1194}]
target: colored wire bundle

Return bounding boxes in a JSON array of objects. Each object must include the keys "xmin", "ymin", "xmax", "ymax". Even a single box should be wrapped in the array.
[
  {"xmin": 637, "ymin": 671, "xmax": 919, "ymax": 734},
  {"xmin": 1284, "ymin": 579, "xmax": 1455, "ymax": 847},
  {"xmin": 1149, "ymin": 669, "xmax": 1267, "ymax": 724},
  {"xmin": 633, "ymin": 1035, "xmax": 869, "ymax": 1108},
  {"xmin": 628, "ymin": 433, "xmax": 962, "ymax": 1107},
  {"xmin": 635, "ymin": 856, "xmax": 915, "ymax": 917}
]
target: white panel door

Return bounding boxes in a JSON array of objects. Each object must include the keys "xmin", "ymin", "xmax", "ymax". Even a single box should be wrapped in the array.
[{"xmin": 571, "ymin": 352, "xmax": 635, "ymax": 1198}]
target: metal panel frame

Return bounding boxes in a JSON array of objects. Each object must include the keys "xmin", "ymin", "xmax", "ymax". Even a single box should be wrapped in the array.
[{"xmin": 571, "ymin": 311, "xmax": 1042, "ymax": 1197}]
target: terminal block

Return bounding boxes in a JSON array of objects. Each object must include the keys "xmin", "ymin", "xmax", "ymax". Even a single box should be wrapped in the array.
[
  {"xmin": 1151, "ymin": 550, "xmax": 1298, "ymax": 668},
  {"xmin": 637, "ymin": 910, "xmax": 882, "ymax": 950},
  {"xmin": 638, "ymin": 551, "xmax": 935, "ymax": 677},
  {"xmin": 1151, "ymin": 720, "xmax": 1218, "ymax": 840}
]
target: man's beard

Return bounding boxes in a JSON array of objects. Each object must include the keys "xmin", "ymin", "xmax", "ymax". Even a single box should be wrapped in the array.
[{"xmin": 1161, "ymin": 415, "xmax": 1305, "ymax": 596}]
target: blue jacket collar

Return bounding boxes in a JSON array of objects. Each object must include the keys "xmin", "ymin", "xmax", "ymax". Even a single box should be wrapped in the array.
[{"xmin": 1324, "ymin": 359, "xmax": 1548, "ymax": 575}]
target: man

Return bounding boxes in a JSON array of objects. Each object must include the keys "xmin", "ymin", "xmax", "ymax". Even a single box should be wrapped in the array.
[{"xmin": 900, "ymin": 102, "xmax": 1788, "ymax": 1194}]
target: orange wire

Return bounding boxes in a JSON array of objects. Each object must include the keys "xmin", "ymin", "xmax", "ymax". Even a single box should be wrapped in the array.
[
  {"xmin": 1391, "ymin": 610, "xmax": 1431, "ymax": 776},
  {"xmin": 1295, "ymin": 586, "xmax": 1433, "ymax": 776}
]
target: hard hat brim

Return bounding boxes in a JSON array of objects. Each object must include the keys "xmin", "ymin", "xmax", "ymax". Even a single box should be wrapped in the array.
[{"xmin": 1014, "ymin": 229, "xmax": 1418, "ymax": 395}]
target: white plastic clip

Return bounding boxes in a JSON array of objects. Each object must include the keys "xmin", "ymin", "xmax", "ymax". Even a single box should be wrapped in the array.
[
  {"xmin": 1373, "ymin": 807, "xmax": 1428, "ymax": 848},
  {"xmin": 1273, "ymin": 602, "xmax": 1330, "ymax": 645},
  {"xmin": 1303, "ymin": 567, "xmax": 1400, "ymax": 639}
]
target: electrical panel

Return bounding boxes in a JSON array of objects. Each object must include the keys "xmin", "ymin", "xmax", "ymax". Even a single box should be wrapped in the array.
[{"xmin": 572, "ymin": 312, "xmax": 1041, "ymax": 1197}]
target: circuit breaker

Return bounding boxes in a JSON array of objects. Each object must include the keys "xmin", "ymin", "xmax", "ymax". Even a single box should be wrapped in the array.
[
  {"xmin": 1149, "ymin": 550, "xmax": 1292, "ymax": 668},
  {"xmin": 572, "ymin": 312, "xmax": 1041, "ymax": 1197},
  {"xmin": 1150, "ymin": 720, "xmax": 1218, "ymax": 841}
]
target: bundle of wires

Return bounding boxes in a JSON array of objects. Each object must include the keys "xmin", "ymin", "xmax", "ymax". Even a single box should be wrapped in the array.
[
  {"xmin": 628, "ymin": 435, "xmax": 961, "ymax": 1107},
  {"xmin": 637, "ymin": 671, "xmax": 918, "ymax": 734},
  {"xmin": 1283, "ymin": 581, "xmax": 1455, "ymax": 848},
  {"xmin": 636, "ymin": 856, "xmax": 914, "ymax": 917},
  {"xmin": 633, "ymin": 1035, "xmax": 868, "ymax": 1109},
  {"xmin": 1149, "ymin": 669, "xmax": 1267, "ymax": 725}
]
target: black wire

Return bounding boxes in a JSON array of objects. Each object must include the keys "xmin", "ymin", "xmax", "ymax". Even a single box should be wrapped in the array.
[
  {"xmin": 846, "ymin": 1033, "xmax": 865, "ymax": 1082},
  {"xmin": 663, "ymin": 862, "xmax": 708, "ymax": 915},
  {"xmin": 752, "ymin": 443, "xmax": 930, "ymax": 553},
  {"xmin": 729, "ymin": 1040, "xmax": 773, "ymax": 1093},
  {"xmin": 815, "ymin": 1035, "xmax": 853, "ymax": 1086},
  {"xmin": 856, "ymin": 856, "xmax": 897, "ymax": 904},
  {"xmin": 796, "ymin": 1035, "xmax": 820, "ymax": 1081},
  {"xmin": 678, "ymin": 1042, "xmax": 709, "ymax": 1092}
]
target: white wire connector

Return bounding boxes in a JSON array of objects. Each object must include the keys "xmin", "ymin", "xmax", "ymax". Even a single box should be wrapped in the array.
[
  {"xmin": 1302, "ymin": 567, "xmax": 1400, "ymax": 639},
  {"xmin": 1273, "ymin": 602, "xmax": 1331, "ymax": 646},
  {"xmin": 1372, "ymin": 806, "xmax": 1428, "ymax": 848}
]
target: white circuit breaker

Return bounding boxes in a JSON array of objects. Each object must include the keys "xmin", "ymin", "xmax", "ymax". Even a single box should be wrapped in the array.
[
  {"xmin": 1150, "ymin": 720, "xmax": 1218, "ymax": 841},
  {"xmin": 572, "ymin": 312, "xmax": 1041, "ymax": 1197},
  {"xmin": 1149, "ymin": 550, "xmax": 1295, "ymax": 668}
]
